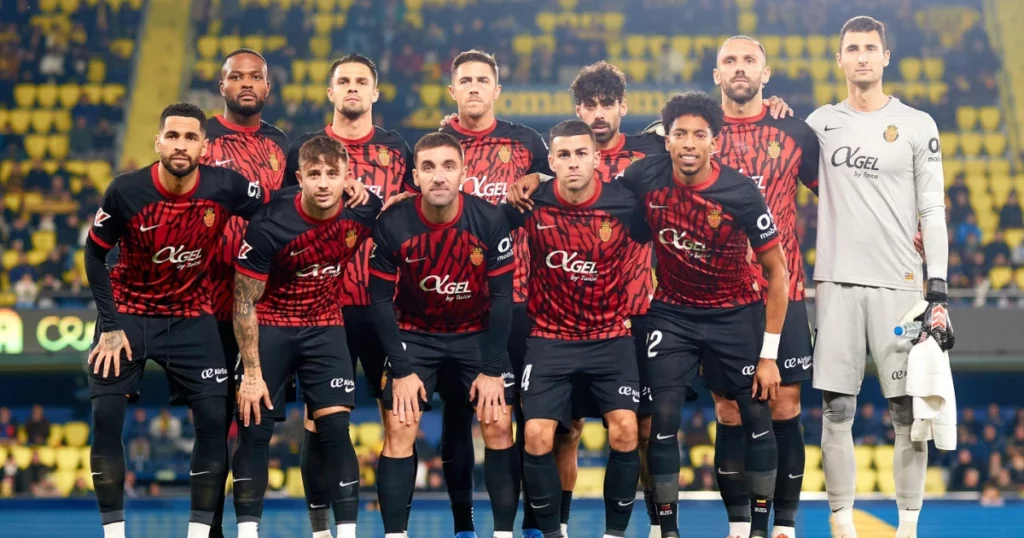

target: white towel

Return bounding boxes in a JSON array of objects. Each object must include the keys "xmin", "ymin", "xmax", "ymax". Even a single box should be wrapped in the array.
[{"xmin": 905, "ymin": 336, "xmax": 957, "ymax": 450}]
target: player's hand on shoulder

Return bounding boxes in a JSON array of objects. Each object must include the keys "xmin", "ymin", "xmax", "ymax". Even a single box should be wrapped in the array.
[
  {"xmin": 343, "ymin": 178, "xmax": 370, "ymax": 208},
  {"xmin": 392, "ymin": 373, "xmax": 426, "ymax": 425},
  {"xmin": 382, "ymin": 191, "xmax": 416, "ymax": 212},
  {"xmin": 88, "ymin": 330, "xmax": 132, "ymax": 378},
  {"xmin": 470, "ymin": 372, "xmax": 507, "ymax": 425},
  {"xmin": 238, "ymin": 369, "xmax": 273, "ymax": 427},
  {"xmin": 752, "ymin": 359, "xmax": 781, "ymax": 401},
  {"xmin": 507, "ymin": 175, "xmax": 540, "ymax": 212},
  {"xmin": 764, "ymin": 95, "xmax": 794, "ymax": 119},
  {"xmin": 439, "ymin": 113, "xmax": 458, "ymax": 130}
]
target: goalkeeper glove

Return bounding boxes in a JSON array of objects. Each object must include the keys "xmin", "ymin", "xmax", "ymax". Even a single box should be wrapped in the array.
[{"xmin": 919, "ymin": 278, "xmax": 954, "ymax": 351}]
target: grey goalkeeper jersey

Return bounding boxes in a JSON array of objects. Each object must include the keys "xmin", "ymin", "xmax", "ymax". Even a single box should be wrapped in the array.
[{"xmin": 806, "ymin": 97, "xmax": 945, "ymax": 291}]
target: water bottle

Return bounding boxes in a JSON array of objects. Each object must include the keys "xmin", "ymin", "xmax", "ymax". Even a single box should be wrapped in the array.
[{"xmin": 894, "ymin": 322, "xmax": 923, "ymax": 339}]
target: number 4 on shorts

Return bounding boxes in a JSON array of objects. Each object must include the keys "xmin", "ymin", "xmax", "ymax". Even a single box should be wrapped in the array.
[{"xmin": 521, "ymin": 364, "xmax": 532, "ymax": 392}]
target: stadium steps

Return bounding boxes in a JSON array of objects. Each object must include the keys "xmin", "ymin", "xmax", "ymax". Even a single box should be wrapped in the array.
[{"xmin": 120, "ymin": 0, "xmax": 194, "ymax": 172}]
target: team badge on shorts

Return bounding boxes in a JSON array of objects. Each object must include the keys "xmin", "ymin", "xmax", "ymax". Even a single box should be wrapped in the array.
[
  {"xmin": 767, "ymin": 140, "xmax": 781, "ymax": 159},
  {"xmin": 707, "ymin": 208, "xmax": 722, "ymax": 229},
  {"xmin": 269, "ymin": 153, "xmax": 280, "ymax": 171},
  {"xmin": 470, "ymin": 247, "xmax": 484, "ymax": 266},
  {"xmin": 203, "ymin": 208, "xmax": 216, "ymax": 227},
  {"xmin": 377, "ymin": 147, "xmax": 391, "ymax": 166},
  {"xmin": 345, "ymin": 229, "xmax": 358, "ymax": 248},
  {"xmin": 884, "ymin": 124, "xmax": 899, "ymax": 143},
  {"xmin": 599, "ymin": 221, "xmax": 613, "ymax": 242},
  {"xmin": 499, "ymin": 144, "xmax": 512, "ymax": 164}
]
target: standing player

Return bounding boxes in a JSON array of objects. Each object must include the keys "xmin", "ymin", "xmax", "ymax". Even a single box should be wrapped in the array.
[
  {"xmin": 806, "ymin": 17, "xmax": 951, "ymax": 538},
  {"xmin": 619, "ymin": 92, "xmax": 789, "ymax": 538},
  {"xmin": 369, "ymin": 132, "xmax": 519, "ymax": 538},
  {"xmin": 231, "ymin": 135, "xmax": 379, "ymax": 538},
  {"xmin": 197, "ymin": 49, "xmax": 288, "ymax": 538},
  {"xmin": 84, "ymin": 103, "xmax": 269, "ymax": 538},
  {"xmin": 504, "ymin": 120, "xmax": 646, "ymax": 538},
  {"xmin": 284, "ymin": 53, "xmax": 416, "ymax": 538}
]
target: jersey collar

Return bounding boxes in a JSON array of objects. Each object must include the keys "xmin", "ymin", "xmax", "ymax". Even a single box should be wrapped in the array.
[
  {"xmin": 151, "ymin": 163, "xmax": 201, "ymax": 200},
  {"xmin": 724, "ymin": 105, "xmax": 768, "ymax": 124}
]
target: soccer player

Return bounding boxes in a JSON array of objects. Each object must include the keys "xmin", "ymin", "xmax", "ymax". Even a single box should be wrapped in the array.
[
  {"xmin": 806, "ymin": 17, "xmax": 952, "ymax": 538},
  {"xmin": 619, "ymin": 92, "xmax": 790, "ymax": 538},
  {"xmin": 285, "ymin": 53, "xmax": 416, "ymax": 538},
  {"xmin": 84, "ymin": 103, "xmax": 270, "ymax": 538},
  {"xmin": 197, "ymin": 48, "xmax": 288, "ymax": 537},
  {"xmin": 503, "ymin": 119, "xmax": 647, "ymax": 538},
  {"xmin": 231, "ymin": 135, "xmax": 380, "ymax": 538},
  {"xmin": 370, "ymin": 132, "xmax": 519, "ymax": 538}
]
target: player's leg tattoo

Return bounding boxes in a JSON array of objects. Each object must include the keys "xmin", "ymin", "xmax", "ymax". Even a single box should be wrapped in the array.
[
  {"xmin": 554, "ymin": 419, "xmax": 583, "ymax": 532},
  {"xmin": 735, "ymin": 392, "xmax": 777, "ymax": 538},
  {"xmin": 189, "ymin": 396, "xmax": 231, "ymax": 536},
  {"xmin": 379, "ymin": 414, "xmax": 418, "ymax": 537},
  {"xmin": 648, "ymin": 390, "xmax": 684, "ymax": 537},
  {"xmin": 481, "ymin": 407, "xmax": 519, "ymax": 537},
  {"xmin": 300, "ymin": 426, "xmax": 332, "ymax": 538},
  {"xmin": 821, "ymin": 391, "xmax": 857, "ymax": 530},
  {"xmin": 91, "ymin": 394, "xmax": 129, "ymax": 535},
  {"xmin": 713, "ymin": 396, "xmax": 750, "ymax": 538},
  {"xmin": 442, "ymin": 400, "xmax": 477, "ymax": 534},
  {"xmin": 523, "ymin": 419, "xmax": 562, "ymax": 538},
  {"xmin": 771, "ymin": 385, "xmax": 805, "ymax": 536},
  {"xmin": 313, "ymin": 408, "xmax": 359, "ymax": 538},
  {"xmin": 889, "ymin": 396, "xmax": 926, "ymax": 538},
  {"xmin": 232, "ymin": 417, "xmax": 275, "ymax": 535},
  {"xmin": 604, "ymin": 410, "xmax": 640, "ymax": 538}
]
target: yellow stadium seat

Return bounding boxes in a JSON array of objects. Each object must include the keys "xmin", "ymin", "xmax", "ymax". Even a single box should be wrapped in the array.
[
  {"xmin": 813, "ymin": 84, "xmax": 834, "ymax": 106},
  {"xmin": 806, "ymin": 35, "xmax": 828, "ymax": 57},
  {"xmin": 1014, "ymin": 267, "xmax": 1024, "ymax": 289},
  {"xmin": 580, "ymin": 421, "xmax": 607, "ymax": 452},
  {"xmin": 856, "ymin": 468, "xmax": 877, "ymax": 493},
  {"xmin": 55, "ymin": 446, "xmax": 80, "ymax": 471},
  {"xmin": 312, "ymin": 13, "xmax": 334, "ymax": 34},
  {"xmin": 58, "ymin": 83, "xmax": 81, "ymax": 108},
  {"xmin": 938, "ymin": 132, "xmax": 958, "ymax": 157},
  {"xmin": 30, "ymin": 110, "xmax": 55, "ymax": 133},
  {"xmin": 52, "ymin": 109, "xmax": 71, "ymax": 132},
  {"xmin": 873, "ymin": 444, "xmax": 894, "ymax": 471},
  {"xmin": 783, "ymin": 35, "xmax": 805, "ymax": 58},
  {"xmin": 989, "ymin": 159, "xmax": 1011, "ymax": 178},
  {"xmin": 197, "ymin": 35, "xmax": 218, "ymax": 59},
  {"xmin": 625, "ymin": 35, "xmax": 646, "ymax": 58},
  {"xmin": 693, "ymin": 34, "xmax": 718, "ymax": 56},
  {"xmin": 802, "ymin": 468, "xmax": 825, "ymax": 492},
  {"xmin": 1, "ymin": 251, "xmax": 18, "ymax": 270},
  {"xmin": 990, "ymin": 266, "xmax": 1013, "ymax": 289},
  {"xmin": 79, "ymin": 447, "xmax": 91, "ymax": 473},
  {"xmin": 677, "ymin": 466, "xmax": 695, "ymax": 487},
  {"xmin": 558, "ymin": 0, "xmax": 577, "ymax": 10},
  {"xmin": 359, "ymin": 464, "xmax": 375, "ymax": 488},
  {"xmin": 922, "ymin": 57, "xmax": 945, "ymax": 81},
  {"xmin": 978, "ymin": 106, "xmax": 1001, "ymax": 131},
  {"xmin": 358, "ymin": 422, "xmax": 383, "ymax": 447},
  {"xmin": 32, "ymin": 230, "xmax": 57, "ymax": 253},
  {"xmin": 984, "ymin": 133, "xmax": 1007, "ymax": 157},
  {"xmin": 37, "ymin": 84, "xmax": 59, "ymax": 108},
  {"xmin": 971, "ymin": 192, "xmax": 994, "ymax": 216},
  {"xmin": 286, "ymin": 467, "xmax": 304, "ymax": 497},
  {"xmin": 0, "ymin": 110, "xmax": 8, "ymax": 131},
  {"xmin": 81, "ymin": 84, "xmax": 103, "ymax": 103},
  {"xmin": 309, "ymin": 35, "xmax": 332, "ymax": 59},
  {"xmin": 40, "ymin": 0, "xmax": 59, "ymax": 11},
  {"xmin": 925, "ymin": 467, "xmax": 946, "ymax": 494},
  {"xmin": 268, "ymin": 468, "xmax": 285, "ymax": 490},
  {"xmin": 943, "ymin": 159, "xmax": 964, "ymax": 182},
  {"xmin": 956, "ymin": 107, "xmax": 978, "ymax": 131},
  {"xmin": 60, "ymin": 0, "xmax": 80, "ymax": 12},
  {"xmin": 265, "ymin": 35, "xmax": 288, "ymax": 52},
  {"xmin": 604, "ymin": 12, "xmax": 624, "ymax": 34},
  {"xmin": 809, "ymin": 59, "xmax": 832, "ymax": 82},
  {"xmin": 1005, "ymin": 228, "xmax": 1024, "ymax": 248},
  {"xmin": 24, "ymin": 135, "xmax": 48, "ymax": 160},
  {"xmin": 534, "ymin": 35, "xmax": 556, "ymax": 52},
  {"xmin": 928, "ymin": 82, "xmax": 948, "ymax": 105},
  {"xmin": 575, "ymin": 467, "xmax": 604, "ymax": 495},
  {"xmin": 990, "ymin": 176, "xmax": 1012, "ymax": 206},
  {"xmin": 759, "ymin": 35, "xmax": 781, "ymax": 59},
  {"xmin": 220, "ymin": 35, "xmax": 242, "ymax": 56},
  {"xmin": 738, "ymin": 12, "xmax": 757, "ymax": 35},
  {"xmin": 14, "ymin": 84, "xmax": 36, "ymax": 108},
  {"xmin": 690, "ymin": 444, "xmax": 714, "ymax": 468},
  {"xmin": 35, "ymin": 446, "xmax": 56, "ymax": 467},
  {"xmin": 102, "ymin": 84, "xmax": 125, "ymax": 106},
  {"xmin": 534, "ymin": 12, "xmax": 556, "ymax": 34},
  {"xmin": 11, "ymin": 445, "xmax": 31, "ymax": 469},
  {"xmin": 87, "ymin": 161, "xmax": 112, "ymax": 189},
  {"xmin": 48, "ymin": 135, "xmax": 69, "ymax": 160},
  {"xmin": 899, "ymin": 58, "xmax": 922, "ymax": 81},
  {"xmin": 419, "ymin": 84, "xmax": 443, "ymax": 108},
  {"xmin": 282, "ymin": 84, "xmax": 304, "ymax": 105},
  {"xmin": 512, "ymin": 35, "xmax": 533, "ymax": 57},
  {"xmin": 648, "ymin": 35, "xmax": 668, "ymax": 58},
  {"xmin": 9, "ymin": 109, "xmax": 31, "ymax": 134},
  {"xmin": 625, "ymin": 59, "xmax": 650, "ymax": 83},
  {"xmin": 959, "ymin": 132, "xmax": 982, "ymax": 158},
  {"xmin": 707, "ymin": 421, "xmax": 716, "ymax": 444},
  {"xmin": 877, "ymin": 470, "xmax": 896, "ymax": 493},
  {"xmin": 964, "ymin": 160, "xmax": 988, "ymax": 181},
  {"xmin": 670, "ymin": 36, "xmax": 692, "ymax": 57},
  {"xmin": 854, "ymin": 445, "xmax": 874, "ymax": 469},
  {"xmin": 291, "ymin": 59, "xmax": 309, "ymax": 84},
  {"xmin": 53, "ymin": 469, "xmax": 76, "ymax": 496},
  {"xmin": 193, "ymin": 60, "xmax": 219, "ymax": 82},
  {"xmin": 64, "ymin": 421, "xmax": 90, "ymax": 447},
  {"xmin": 86, "ymin": 58, "xmax": 106, "ymax": 83},
  {"xmin": 305, "ymin": 85, "xmax": 326, "ymax": 104}
]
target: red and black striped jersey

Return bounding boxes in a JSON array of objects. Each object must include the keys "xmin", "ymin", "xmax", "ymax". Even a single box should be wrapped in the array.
[
  {"xmin": 200, "ymin": 115, "xmax": 289, "ymax": 321},
  {"xmin": 718, "ymin": 106, "xmax": 819, "ymax": 301},
  {"xmin": 285, "ymin": 126, "xmax": 415, "ymax": 308},
  {"xmin": 598, "ymin": 132, "xmax": 666, "ymax": 315},
  {"xmin": 620, "ymin": 155, "xmax": 781, "ymax": 309},
  {"xmin": 503, "ymin": 179, "xmax": 647, "ymax": 340},
  {"xmin": 235, "ymin": 190, "xmax": 380, "ymax": 327},
  {"xmin": 442, "ymin": 118, "xmax": 552, "ymax": 304},
  {"xmin": 89, "ymin": 163, "xmax": 267, "ymax": 317},
  {"xmin": 369, "ymin": 193, "xmax": 514, "ymax": 334}
]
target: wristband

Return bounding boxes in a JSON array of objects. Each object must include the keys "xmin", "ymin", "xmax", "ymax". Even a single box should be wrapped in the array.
[{"xmin": 760, "ymin": 332, "xmax": 781, "ymax": 360}]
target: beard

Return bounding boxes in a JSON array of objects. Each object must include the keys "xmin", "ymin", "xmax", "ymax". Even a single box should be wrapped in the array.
[
  {"xmin": 590, "ymin": 121, "xmax": 617, "ymax": 144},
  {"xmin": 161, "ymin": 155, "xmax": 198, "ymax": 178},
  {"xmin": 340, "ymin": 101, "xmax": 368, "ymax": 120},
  {"xmin": 722, "ymin": 78, "xmax": 761, "ymax": 105},
  {"xmin": 225, "ymin": 95, "xmax": 265, "ymax": 117}
]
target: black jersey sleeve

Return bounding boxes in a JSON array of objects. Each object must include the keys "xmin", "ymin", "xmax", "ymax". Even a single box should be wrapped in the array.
[
  {"xmin": 225, "ymin": 169, "xmax": 269, "ymax": 219},
  {"xmin": 235, "ymin": 212, "xmax": 275, "ymax": 280}
]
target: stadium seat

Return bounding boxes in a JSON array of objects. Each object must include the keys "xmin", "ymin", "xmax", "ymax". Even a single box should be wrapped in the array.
[
  {"xmin": 1005, "ymin": 228, "xmax": 1024, "ymax": 249},
  {"xmin": 360, "ymin": 465, "xmax": 375, "ymax": 488},
  {"xmin": 220, "ymin": 35, "xmax": 242, "ymax": 56},
  {"xmin": 40, "ymin": 0, "xmax": 59, "ymax": 12},
  {"xmin": 978, "ymin": 106, "xmax": 1001, "ymax": 131},
  {"xmin": 990, "ymin": 267, "xmax": 1013, "ymax": 289},
  {"xmin": 738, "ymin": 12, "xmax": 757, "ymax": 35},
  {"xmin": 308, "ymin": 59, "xmax": 331, "ymax": 83},
  {"xmin": 580, "ymin": 421, "xmax": 607, "ymax": 452},
  {"xmin": 358, "ymin": 422, "xmax": 383, "ymax": 448},
  {"xmin": 197, "ymin": 35, "xmax": 218, "ymax": 59},
  {"xmin": 31, "ymin": 110, "xmax": 55, "ymax": 133},
  {"xmin": 877, "ymin": 470, "xmax": 896, "ymax": 494},
  {"xmin": 854, "ymin": 445, "xmax": 874, "ymax": 469},
  {"xmin": 309, "ymin": 36, "xmax": 332, "ymax": 58},
  {"xmin": 48, "ymin": 135, "xmax": 70, "ymax": 160},
  {"xmin": 58, "ymin": 83, "xmax": 81, "ymax": 108},
  {"xmin": 575, "ymin": 467, "xmax": 604, "ymax": 495},
  {"xmin": 604, "ymin": 12, "xmax": 624, "ymax": 34},
  {"xmin": 265, "ymin": 35, "xmax": 288, "ymax": 52},
  {"xmin": 924, "ymin": 466, "xmax": 946, "ymax": 494},
  {"xmin": 690, "ymin": 444, "xmax": 714, "ymax": 468},
  {"xmin": 806, "ymin": 35, "xmax": 828, "ymax": 57},
  {"xmin": 37, "ymin": 84, "xmax": 59, "ymax": 108},
  {"xmin": 102, "ymin": 84, "xmax": 126, "ymax": 106},
  {"xmin": 939, "ymin": 132, "xmax": 958, "ymax": 157},
  {"xmin": 24, "ymin": 135, "xmax": 48, "ymax": 159},
  {"xmin": 959, "ymin": 133, "xmax": 983, "ymax": 158},
  {"xmin": 79, "ymin": 447, "xmax": 91, "ymax": 473},
  {"xmin": 802, "ymin": 468, "xmax": 825, "ymax": 492},
  {"xmin": 1, "ymin": 251, "xmax": 18, "ymax": 270},
  {"xmin": 81, "ymin": 84, "xmax": 103, "ymax": 103},
  {"xmin": 809, "ymin": 60, "xmax": 832, "ymax": 82},
  {"xmin": 625, "ymin": 35, "xmax": 646, "ymax": 58},
  {"xmin": 670, "ymin": 36, "xmax": 692, "ymax": 57},
  {"xmin": 419, "ymin": 84, "xmax": 443, "ymax": 108},
  {"xmin": 678, "ymin": 466, "xmax": 695, "ymax": 487},
  {"xmin": 35, "ymin": 446, "xmax": 56, "ymax": 467},
  {"xmin": 899, "ymin": 58, "xmax": 922, "ymax": 81},
  {"xmin": 14, "ymin": 84, "xmax": 36, "ymax": 108},
  {"xmin": 956, "ymin": 107, "xmax": 978, "ymax": 131},
  {"xmin": 53, "ymin": 469, "xmax": 77, "ymax": 496},
  {"xmin": 512, "ymin": 34, "xmax": 534, "ymax": 57},
  {"xmin": 873, "ymin": 444, "xmax": 894, "ymax": 471},
  {"xmin": 32, "ymin": 230, "xmax": 57, "ymax": 254},
  {"xmin": 55, "ymin": 446, "xmax": 80, "ymax": 471},
  {"xmin": 707, "ymin": 420, "xmax": 716, "ymax": 444},
  {"xmin": 625, "ymin": 59, "xmax": 650, "ymax": 83},
  {"xmin": 922, "ymin": 57, "xmax": 945, "ymax": 81},
  {"xmin": 11, "ymin": 445, "xmax": 31, "ymax": 469},
  {"xmin": 268, "ymin": 468, "xmax": 285, "ymax": 490},
  {"xmin": 9, "ymin": 109, "xmax": 31, "ymax": 134},
  {"xmin": 305, "ymin": 85, "xmax": 326, "ymax": 104},
  {"xmin": 783, "ymin": 36, "xmax": 805, "ymax": 58},
  {"xmin": 86, "ymin": 58, "xmax": 106, "ymax": 83},
  {"xmin": 282, "ymin": 84, "xmax": 304, "ymax": 105},
  {"xmin": 286, "ymin": 467, "xmax": 304, "ymax": 497},
  {"xmin": 87, "ymin": 161, "xmax": 113, "ymax": 190},
  {"xmin": 759, "ymin": 36, "xmax": 781, "ymax": 59},
  {"xmin": 855, "ymin": 468, "xmax": 877, "ymax": 493},
  {"xmin": 943, "ymin": 159, "xmax": 964, "ymax": 182},
  {"xmin": 63, "ymin": 421, "xmax": 90, "ymax": 447},
  {"xmin": 693, "ymin": 35, "xmax": 717, "ymax": 56},
  {"xmin": 984, "ymin": 133, "xmax": 1007, "ymax": 157}
]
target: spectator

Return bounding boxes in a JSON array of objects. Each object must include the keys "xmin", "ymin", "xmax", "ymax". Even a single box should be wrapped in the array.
[
  {"xmin": 23, "ymin": 405, "xmax": 50, "ymax": 445},
  {"xmin": 24, "ymin": 160, "xmax": 49, "ymax": 192},
  {"xmin": 999, "ymin": 190, "xmax": 1023, "ymax": 229},
  {"xmin": 13, "ymin": 272, "xmax": 38, "ymax": 308},
  {"xmin": 980, "ymin": 481, "xmax": 1004, "ymax": 506},
  {"xmin": 947, "ymin": 173, "xmax": 968, "ymax": 204},
  {"xmin": 124, "ymin": 470, "xmax": 140, "ymax": 499},
  {"xmin": 0, "ymin": 407, "xmax": 17, "ymax": 445},
  {"xmin": 149, "ymin": 408, "xmax": 183, "ymax": 462},
  {"xmin": 2, "ymin": 454, "xmax": 18, "ymax": 488},
  {"xmin": 16, "ymin": 450, "xmax": 52, "ymax": 494},
  {"xmin": 984, "ymin": 230, "xmax": 1011, "ymax": 267},
  {"xmin": 802, "ymin": 407, "xmax": 823, "ymax": 446},
  {"xmin": 986, "ymin": 403, "xmax": 1005, "ymax": 431},
  {"xmin": 684, "ymin": 411, "xmax": 711, "ymax": 446},
  {"xmin": 956, "ymin": 213, "xmax": 983, "ymax": 248},
  {"xmin": 69, "ymin": 115, "xmax": 95, "ymax": 156},
  {"xmin": 962, "ymin": 407, "xmax": 980, "ymax": 436},
  {"xmin": 853, "ymin": 402, "xmax": 884, "ymax": 445},
  {"xmin": 7, "ymin": 216, "xmax": 31, "ymax": 247}
]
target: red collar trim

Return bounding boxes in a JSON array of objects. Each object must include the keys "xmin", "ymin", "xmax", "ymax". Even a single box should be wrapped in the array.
[
  {"xmin": 416, "ymin": 192, "xmax": 465, "ymax": 229},
  {"xmin": 554, "ymin": 178, "xmax": 603, "ymax": 209},
  {"xmin": 324, "ymin": 124, "xmax": 375, "ymax": 145},
  {"xmin": 294, "ymin": 193, "xmax": 340, "ymax": 226},
  {"xmin": 724, "ymin": 105, "xmax": 768, "ymax": 124},
  {"xmin": 151, "ymin": 163, "xmax": 200, "ymax": 199},
  {"xmin": 449, "ymin": 116, "xmax": 498, "ymax": 137},
  {"xmin": 673, "ymin": 160, "xmax": 721, "ymax": 192},
  {"xmin": 215, "ymin": 114, "xmax": 260, "ymax": 134}
]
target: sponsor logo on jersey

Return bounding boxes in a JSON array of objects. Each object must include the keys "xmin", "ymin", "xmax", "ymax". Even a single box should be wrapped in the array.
[
  {"xmin": 201, "ymin": 368, "xmax": 229, "ymax": 383},
  {"xmin": 330, "ymin": 378, "xmax": 356, "ymax": 391},
  {"xmin": 153, "ymin": 245, "xmax": 203, "ymax": 269},
  {"xmin": 657, "ymin": 229, "xmax": 709, "ymax": 258},
  {"xmin": 296, "ymin": 262, "xmax": 344, "ymax": 278},
  {"xmin": 767, "ymin": 140, "xmax": 782, "ymax": 159},
  {"xmin": 783, "ymin": 356, "xmax": 812, "ymax": 369},
  {"xmin": 707, "ymin": 208, "xmax": 722, "ymax": 229},
  {"xmin": 756, "ymin": 213, "xmax": 777, "ymax": 240},
  {"xmin": 883, "ymin": 124, "xmax": 899, "ymax": 143},
  {"xmin": 420, "ymin": 275, "xmax": 473, "ymax": 301},
  {"xmin": 93, "ymin": 208, "xmax": 112, "ymax": 228},
  {"xmin": 619, "ymin": 385, "xmax": 641, "ymax": 402},
  {"xmin": 545, "ymin": 250, "xmax": 598, "ymax": 282},
  {"xmin": 470, "ymin": 247, "xmax": 484, "ymax": 266},
  {"xmin": 927, "ymin": 137, "xmax": 942, "ymax": 162},
  {"xmin": 496, "ymin": 236, "xmax": 513, "ymax": 261},
  {"xmin": 203, "ymin": 208, "xmax": 216, "ymax": 227},
  {"xmin": 463, "ymin": 175, "xmax": 508, "ymax": 200},
  {"xmin": 830, "ymin": 147, "xmax": 880, "ymax": 171},
  {"xmin": 238, "ymin": 241, "xmax": 253, "ymax": 260}
]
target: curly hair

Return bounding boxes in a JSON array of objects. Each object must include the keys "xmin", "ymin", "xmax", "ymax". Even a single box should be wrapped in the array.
[
  {"xmin": 570, "ymin": 61, "xmax": 627, "ymax": 105},
  {"xmin": 660, "ymin": 91, "xmax": 724, "ymax": 137}
]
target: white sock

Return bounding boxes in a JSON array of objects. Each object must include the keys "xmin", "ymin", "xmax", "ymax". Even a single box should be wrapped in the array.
[
  {"xmin": 385, "ymin": 533, "xmax": 405, "ymax": 538},
  {"xmin": 312, "ymin": 531, "xmax": 333, "ymax": 538},
  {"xmin": 728, "ymin": 521, "xmax": 751, "ymax": 538},
  {"xmin": 560, "ymin": 524, "xmax": 568, "ymax": 538},
  {"xmin": 103, "ymin": 521, "xmax": 126, "ymax": 538},
  {"xmin": 648, "ymin": 524, "xmax": 661, "ymax": 538},
  {"xmin": 832, "ymin": 509, "xmax": 854, "ymax": 527},
  {"xmin": 772, "ymin": 525, "xmax": 796, "ymax": 538},
  {"xmin": 495, "ymin": 532, "xmax": 514, "ymax": 538},
  {"xmin": 187, "ymin": 522, "xmax": 211, "ymax": 538},
  {"xmin": 238, "ymin": 521, "xmax": 259, "ymax": 538},
  {"xmin": 895, "ymin": 508, "xmax": 920, "ymax": 538},
  {"xmin": 337, "ymin": 523, "xmax": 356, "ymax": 538}
]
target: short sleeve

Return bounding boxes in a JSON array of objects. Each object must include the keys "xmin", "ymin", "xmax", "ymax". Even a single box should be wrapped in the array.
[
  {"xmin": 88, "ymin": 179, "xmax": 126, "ymax": 250},
  {"xmin": 734, "ymin": 180, "xmax": 781, "ymax": 253},
  {"xmin": 527, "ymin": 128, "xmax": 553, "ymax": 176},
  {"xmin": 235, "ymin": 214, "xmax": 275, "ymax": 281},
  {"xmin": 485, "ymin": 208, "xmax": 515, "ymax": 277},
  {"xmin": 226, "ymin": 169, "xmax": 268, "ymax": 219},
  {"xmin": 369, "ymin": 218, "xmax": 400, "ymax": 280}
]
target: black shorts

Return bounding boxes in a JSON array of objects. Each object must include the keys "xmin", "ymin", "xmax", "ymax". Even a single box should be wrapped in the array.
[
  {"xmin": 224, "ymin": 321, "xmax": 297, "ymax": 406},
  {"xmin": 88, "ymin": 313, "xmax": 228, "ymax": 405},
  {"xmin": 508, "ymin": 302, "xmax": 531, "ymax": 395},
  {"xmin": 646, "ymin": 301, "xmax": 765, "ymax": 400},
  {"xmin": 568, "ymin": 316, "xmax": 650, "ymax": 423},
  {"xmin": 522, "ymin": 337, "xmax": 639, "ymax": 429},
  {"xmin": 342, "ymin": 306, "xmax": 388, "ymax": 399},
  {"xmin": 778, "ymin": 300, "xmax": 813, "ymax": 385},
  {"xmin": 253, "ymin": 325, "xmax": 356, "ymax": 421},
  {"xmin": 382, "ymin": 330, "xmax": 516, "ymax": 411}
]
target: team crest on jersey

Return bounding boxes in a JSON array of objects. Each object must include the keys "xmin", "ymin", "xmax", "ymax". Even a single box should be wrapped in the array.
[
  {"xmin": 470, "ymin": 247, "xmax": 484, "ymax": 266},
  {"xmin": 345, "ymin": 229, "xmax": 358, "ymax": 248},
  {"xmin": 377, "ymin": 147, "xmax": 391, "ymax": 166},
  {"xmin": 498, "ymin": 144, "xmax": 512, "ymax": 164},
  {"xmin": 767, "ymin": 140, "xmax": 782, "ymax": 159},
  {"xmin": 707, "ymin": 208, "xmax": 722, "ymax": 229},
  {"xmin": 203, "ymin": 208, "xmax": 216, "ymax": 227},
  {"xmin": 599, "ymin": 221, "xmax": 613, "ymax": 242},
  {"xmin": 269, "ymin": 153, "xmax": 280, "ymax": 171},
  {"xmin": 883, "ymin": 125, "xmax": 899, "ymax": 143}
]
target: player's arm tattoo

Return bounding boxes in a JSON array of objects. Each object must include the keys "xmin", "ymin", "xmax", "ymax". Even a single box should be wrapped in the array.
[{"xmin": 233, "ymin": 273, "xmax": 266, "ymax": 371}]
